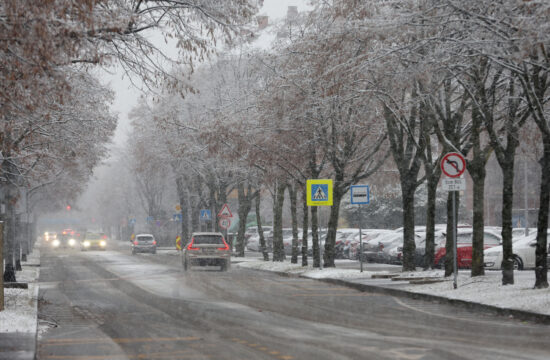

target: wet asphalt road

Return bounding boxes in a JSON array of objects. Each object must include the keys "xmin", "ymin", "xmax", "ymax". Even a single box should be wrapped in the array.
[{"xmin": 37, "ymin": 244, "xmax": 550, "ymax": 360}]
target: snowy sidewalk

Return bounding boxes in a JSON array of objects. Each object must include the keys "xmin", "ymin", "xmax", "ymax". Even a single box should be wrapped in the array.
[
  {"xmin": 0, "ymin": 247, "xmax": 40, "ymax": 360},
  {"xmin": 236, "ymin": 259, "xmax": 550, "ymax": 321}
]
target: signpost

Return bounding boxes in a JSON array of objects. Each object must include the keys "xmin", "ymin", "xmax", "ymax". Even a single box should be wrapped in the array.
[
  {"xmin": 441, "ymin": 152, "xmax": 466, "ymax": 289},
  {"xmin": 306, "ymin": 180, "xmax": 333, "ymax": 269},
  {"xmin": 350, "ymin": 185, "xmax": 370, "ymax": 272},
  {"xmin": 219, "ymin": 217, "xmax": 231, "ymax": 230},
  {"xmin": 217, "ymin": 204, "xmax": 233, "ymax": 246},
  {"xmin": 200, "ymin": 209, "xmax": 211, "ymax": 231}
]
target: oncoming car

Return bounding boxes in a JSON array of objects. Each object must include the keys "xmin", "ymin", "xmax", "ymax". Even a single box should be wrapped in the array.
[
  {"xmin": 81, "ymin": 232, "xmax": 108, "ymax": 251},
  {"xmin": 182, "ymin": 232, "xmax": 231, "ymax": 271}
]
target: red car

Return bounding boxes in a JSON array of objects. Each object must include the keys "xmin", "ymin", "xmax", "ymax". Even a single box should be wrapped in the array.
[{"xmin": 434, "ymin": 229, "xmax": 501, "ymax": 268}]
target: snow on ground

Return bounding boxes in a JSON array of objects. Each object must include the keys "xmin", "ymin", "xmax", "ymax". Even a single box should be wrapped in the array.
[
  {"xmin": 237, "ymin": 259, "xmax": 550, "ymax": 316},
  {"xmin": 0, "ymin": 252, "xmax": 40, "ymax": 334},
  {"xmin": 404, "ymin": 270, "xmax": 550, "ymax": 315},
  {"xmin": 0, "ymin": 288, "xmax": 37, "ymax": 333},
  {"xmin": 236, "ymin": 260, "xmax": 391, "ymax": 279}
]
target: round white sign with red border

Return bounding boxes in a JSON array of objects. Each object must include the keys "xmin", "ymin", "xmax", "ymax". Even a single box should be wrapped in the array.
[
  {"xmin": 219, "ymin": 217, "xmax": 231, "ymax": 230},
  {"xmin": 441, "ymin": 152, "xmax": 466, "ymax": 178}
]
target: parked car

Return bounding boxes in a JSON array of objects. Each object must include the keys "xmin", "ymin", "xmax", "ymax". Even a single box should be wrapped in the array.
[
  {"xmin": 182, "ymin": 232, "xmax": 231, "ymax": 271},
  {"xmin": 334, "ymin": 229, "xmax": 360, "ymax": 259},
  {"xmin": 484, "ymin": 231, "xmax": 548, "ymax": 270},
  {"xmin": 246, "ymin": 226, "xmax": 273, "ymax": 252},
  {"xmin": 81, "ymin": 232, "xmax": 108, "ymax": 251},
  {"xmin": 434, "ymin": 229, "xmax": 501, "ymax": 268},
  {"xmin": 132, "ymin": 233, "xmax": 157, "ymax": 254},
  {"xmin": 283, "ymin": 228, "xmax": 302, "ymax": 255},
  {"xmin": 353, "ymin": 230, "xmax": 393, "ymax": 261}
]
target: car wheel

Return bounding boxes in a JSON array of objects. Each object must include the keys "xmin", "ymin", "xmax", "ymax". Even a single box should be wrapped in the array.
[{"xmin": 513, "ymin": 256, "xmax": 524, "ymax": 270}]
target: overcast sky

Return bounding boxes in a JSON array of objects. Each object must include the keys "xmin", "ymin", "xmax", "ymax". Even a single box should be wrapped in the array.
[{"xmin": 100, "ymin": 0, "xmax": 312, "ymax": 150}]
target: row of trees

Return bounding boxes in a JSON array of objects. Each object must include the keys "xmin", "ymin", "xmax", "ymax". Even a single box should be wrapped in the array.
[
  {"xmin": 109, "ymin": 1, "xmax": 548, "ymax": 289},
  {"xmin": 1, "ymin": 0, "xmax": 257, "ymax": 295}
]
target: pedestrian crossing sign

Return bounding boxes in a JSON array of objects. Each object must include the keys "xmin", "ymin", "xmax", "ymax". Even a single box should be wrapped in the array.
[
  {"xmin": 307, "ymin": 179, "xmax": 333, "ymax": 206},
  {"xmin": 200, "ymin": 209, "xmax": 212, "ymax": 221}
]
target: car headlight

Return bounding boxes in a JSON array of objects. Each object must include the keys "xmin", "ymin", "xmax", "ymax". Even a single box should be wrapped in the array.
[
  {"xmin": 100, "ymin": 240, "xmax": 106, "ymax": 247},
  {"xmin": 68, "ymin": 239, "xmax": 76, "ymax": 246},
  {"xmin": 52, "ymin": 239, "xmax": 60, "ymax": 247},
  {"xmin": 84, "ymin": 241, "xmax": 90, "ymax": 247}
]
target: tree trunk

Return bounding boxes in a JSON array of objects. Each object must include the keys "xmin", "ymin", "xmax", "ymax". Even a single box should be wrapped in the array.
[
  {"xmin": 311, "ymin": 206, "xmax": 320, "ymax": 268},
  {"xmin": 534, "ymin": 143, "xmax": 550, "ymax": 289},
  {"xmin": 0, "ymin": 222, "xmax": 3, "ymax": 310},
  {"xmin": 289, "ymin": 182, "xmax": 299, "ymax": 264},
  {"xmin": 424, "ymin": 173, "xmax": 438, "ymax": 269},
  {"xmin": 272, "ymin": 181, "xmax": 286, "ymax": 262},
  {"xmin": 501, "ymin": 161, "xmax": 515, "ymax": 285},
  {"xmin": 470, "ymin": 166, "xmax": 486, "ymax": 277},
  {"xmin": 255, "ymin": 195, "xmax": 269, "ymax": 261},
  {"xmin": 236, "ymin": 182, "xmax": 252, "ymax": 257},
  {"xmin": 175, "ymin": 177, "xmax": 189, "ymax": 246},
  {"xmin": 444, "ymin": 191, "xmax": 458, "ymax": 277},
  {"xmin": 4, "ymin": 194, "xmax": 16, "ymax": 283},
  {"xmin": 301, "ymin": 188, "xmax": 309, "ymax": 266},
  {"xmin": 323, "ymin": 186, "xmax": 343, "ymax": 268},
  {"xmin": 401, "ymin": 184, "xmax": 416, "ymax": 271}
]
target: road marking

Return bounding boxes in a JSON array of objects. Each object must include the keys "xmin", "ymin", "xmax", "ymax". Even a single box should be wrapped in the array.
[
  {"xmin": 42, "ymin": 350, "xmax": 204, "ymax": 360},
  {"xmin": 42, "ymin": 336, "xmax": 200, "ymax": 346}
]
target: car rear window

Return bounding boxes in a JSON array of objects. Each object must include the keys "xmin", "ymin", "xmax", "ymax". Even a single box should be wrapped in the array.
[
  {"xmin": 137, "ymin": 236, "xmax": 154, "ymax": 241},
  {"xmin": 194, "ymin": 235, "xmax": 224, "ymax": 244}
]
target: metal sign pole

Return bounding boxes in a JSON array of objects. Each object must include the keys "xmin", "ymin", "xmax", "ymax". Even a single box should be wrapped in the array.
[
  {"xmin": 453, "ymin": 191, "xmax": 458, "ymax": 289},
  {"xmin": 359, "ymin": 227, "xmax": 363, "ymax": 273}
]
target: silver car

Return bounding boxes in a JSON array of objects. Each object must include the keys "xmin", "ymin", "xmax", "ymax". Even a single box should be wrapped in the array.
[
  {"xmin": 182, "ymin": 232, "xmax": 231, "ymax": 271},
  {"xmin": 131, "ymin": 233, "xmax": 157, "ymax": 254}
]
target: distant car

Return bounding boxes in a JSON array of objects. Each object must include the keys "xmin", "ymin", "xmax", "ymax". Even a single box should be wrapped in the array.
[
  {"xmin": 132, "ymin": 234, "xmax": 157, "ymax": 254},
  {"xmin": 182, "ymin": 232, "xmax": 231, "ymax": 271},
  {"xmin": 81, "ymin": 232, "xmax": 108, "ymax": 251},
  {"xmin": 44, "ymin": 231, "xmax": 57, "ymax": 243}
]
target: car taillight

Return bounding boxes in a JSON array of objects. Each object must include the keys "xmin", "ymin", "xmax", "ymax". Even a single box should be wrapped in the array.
[
  {"xmin": 187, "ymin": 238, "xmax": 199, "ymax": 250},
  {"xmin": 102, "ymin": 235, "xmax": 107, "ymax": 239},
  {"xmin": 152, "ymin": 240, "xmax": 157, "ymax": 245},
  {"xmin": 133, "ymin": 241, "xmax": 138, "ymax": 245},
  {"xmin": 218, "ymin": 237, "xmax": 230, "ymax": 251}
]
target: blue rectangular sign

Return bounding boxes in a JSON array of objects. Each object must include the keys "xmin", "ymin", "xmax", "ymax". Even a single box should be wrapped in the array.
[
  {"xmin": 350, "ymin": 185, "xmax": 370, "ymax": 205},
  {"xmin": 199, "ymin": 209, "xmax": 212, "ymax": 221}
]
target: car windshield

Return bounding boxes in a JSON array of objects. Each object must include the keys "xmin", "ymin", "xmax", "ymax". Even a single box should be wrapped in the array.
[
  {"xmin": 86, "ymin": 233, "xmax": 102, "ymax": 240},
  {"xmin": 137, "ymin": 235, "xmax": 153, "ymax": 241}
]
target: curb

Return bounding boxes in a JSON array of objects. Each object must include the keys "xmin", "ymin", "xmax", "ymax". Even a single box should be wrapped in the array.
[{"xmin": 239, "ymin": 265, "xmax": 550, "ymax": 325}]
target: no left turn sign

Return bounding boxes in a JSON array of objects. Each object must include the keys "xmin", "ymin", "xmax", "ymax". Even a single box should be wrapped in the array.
[{"xmin": 441, "ymin": 152, "xmax": 466, "ymax": 178}]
